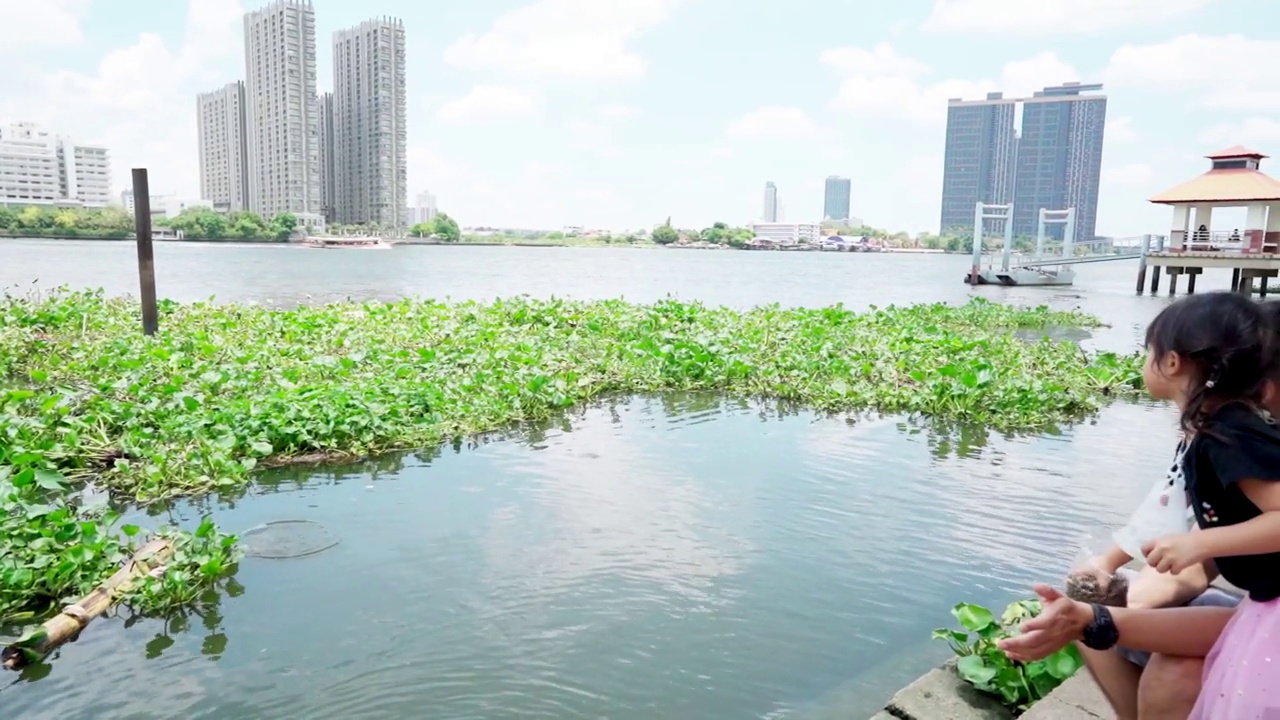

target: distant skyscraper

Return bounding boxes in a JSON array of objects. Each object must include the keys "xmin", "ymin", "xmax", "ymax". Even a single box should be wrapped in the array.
[
  {"xmin": 243, "ymin": 0, "xmax": 321, "ymax": 219},
  {"xmin": 823, "ymin": 176, "xmax": 852, "ymax": 222},
  {"xmin": 1012, "ymin": 82, "xmax": 1107, "ymax": 244},
  {"xmin": 406, "ymin": 190, "xmax": 437, "ymax": 226},
  {"xmin": 317, "ymin": 92, "xmax": 335, "ymax": 221},
  {"xmin": 762, "ymin": 181, "xmax": 779, "ymax": 222},
  {"xmin": 196, "ymin": 81, "xmax": 249, "ymax": 211},
  {"xmin": 333, "ymin": 17, "xmax": 407, "ymax": 228},
  {"xmin": 939, "ymin": 91, "xmax": 1018, "ymax": 235}
]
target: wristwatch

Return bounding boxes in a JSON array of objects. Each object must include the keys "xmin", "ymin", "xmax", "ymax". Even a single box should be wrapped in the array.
[{"xmin": 1081, "ymin": 603, "xmax": 1120, "ymax": 651}]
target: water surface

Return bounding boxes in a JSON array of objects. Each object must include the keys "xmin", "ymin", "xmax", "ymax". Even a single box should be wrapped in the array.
[{"xmin": 1, "ymin": 241, "xmax": 1201, "ymax": 717}]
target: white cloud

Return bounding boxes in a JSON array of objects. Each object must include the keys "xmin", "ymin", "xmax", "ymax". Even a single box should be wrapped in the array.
[
  {"xmin": 725, "ymin": 107, "xmax": 817, "ymax": 139},
  {"xmin": 436, "ymin": 85, "xmax": 543, "ymax": 123},
  {"xmin": 922, "ymin": 0, "xmax": 1215, "ymax": 34},
  {"xmin": 1104, "ymin": 35, "xmax": 1280, "ymax": 112},
  {"xmin": 442, "ymin": 0, "xmax": 679, "ymax": 79},
  {"xmin": 0, "ymin": 0, "xmax": 88, "ymax": 53},
  {"xmin": 0, "ymin": 0, "xmax": 244, "ymax": 199},
  {"xmin": 596, "ymin": 103, "xmax": 640, "ymax": 119},
  {"xmin": 1200, "ymin": 118, "xmax": 1280, "ymax": 149},
  {"xmin": 822, "ymin": 45, "xmax": 1078, "ymax": 125},
  {"xmin": 1102, "ymin": 162, "xmax": 1155, "ymax": 188},
  {"xmin": 1107, "ymin": 116, "xmax": 1138, "ymax": 143}
]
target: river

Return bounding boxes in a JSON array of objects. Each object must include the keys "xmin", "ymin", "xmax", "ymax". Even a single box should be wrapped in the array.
[{"xmin": 0, "ymin": 240, "xmax": 1238, "ymax": 718}]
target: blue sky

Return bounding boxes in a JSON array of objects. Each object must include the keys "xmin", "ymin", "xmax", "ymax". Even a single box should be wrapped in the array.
[{"xmin": 2, "ymin": 0, "xmax": 1278, "ymax": 236}]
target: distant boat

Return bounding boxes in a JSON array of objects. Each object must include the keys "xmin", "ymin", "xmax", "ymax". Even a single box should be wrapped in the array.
[{"xmin": 302, "ymin": 235, "xmax": 390, "ymax": 250}]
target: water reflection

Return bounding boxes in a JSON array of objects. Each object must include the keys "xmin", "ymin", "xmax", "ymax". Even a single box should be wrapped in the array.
[{"xmin": 5, "ymin": 395, "xmax": 1176, "ymax": 720}]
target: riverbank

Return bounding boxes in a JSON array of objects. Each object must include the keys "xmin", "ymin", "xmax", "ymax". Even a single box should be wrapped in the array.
[{"xmin": 869, "ymin": 660, "xmax": 1107, "ymax": 719}]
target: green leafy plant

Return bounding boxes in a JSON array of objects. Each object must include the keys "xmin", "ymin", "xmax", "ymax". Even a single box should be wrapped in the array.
[
  {"xmin": 1, "ymin": 289, "xmax": 1145, "ymax": 622},
  {"xmin": 933, "ymin": 600, "xmax": 1083, "ymax": 713}
]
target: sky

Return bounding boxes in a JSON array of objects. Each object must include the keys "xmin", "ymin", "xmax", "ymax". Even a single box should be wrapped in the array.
[{"xmin": 1, "ymin": 0, "xmax": 1278, "ymax": 236}]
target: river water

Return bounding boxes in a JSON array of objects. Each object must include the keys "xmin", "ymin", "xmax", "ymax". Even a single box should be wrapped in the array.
[{"xmin": 0, "ymin": 240, "xmax": 1241, "ymax": 718}]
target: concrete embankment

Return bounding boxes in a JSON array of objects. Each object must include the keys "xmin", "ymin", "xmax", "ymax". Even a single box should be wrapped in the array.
[{"xmin": 867, "ymin": 659, "xmax": 1108, "ymax": 719}]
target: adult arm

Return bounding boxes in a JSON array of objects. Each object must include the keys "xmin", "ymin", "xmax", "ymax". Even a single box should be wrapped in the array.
[{"xmin": 998, "ymin": 584, "xmax": 1235, "ymax": 662}]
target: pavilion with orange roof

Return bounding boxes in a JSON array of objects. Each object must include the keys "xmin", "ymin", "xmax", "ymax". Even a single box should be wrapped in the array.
[{"xmin": 1142, "ymin": 146, "xmax": 1280, "ymax": 294}]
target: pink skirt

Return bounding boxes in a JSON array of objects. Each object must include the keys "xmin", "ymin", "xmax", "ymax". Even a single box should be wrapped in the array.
[{"xmin": 1191, "ymin": 596, "xmax": 1280, "ymax": 719}]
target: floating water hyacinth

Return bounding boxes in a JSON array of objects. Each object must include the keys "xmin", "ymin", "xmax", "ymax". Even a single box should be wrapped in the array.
[{"xmin": 1, "ymin": 289, "xmax": 1144, "ymax": 623}]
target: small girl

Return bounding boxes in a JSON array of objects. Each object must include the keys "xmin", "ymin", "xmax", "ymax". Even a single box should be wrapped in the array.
[{"xmin": 1138, "ymin": 292, "xmax": 1280, "ymax": 718}]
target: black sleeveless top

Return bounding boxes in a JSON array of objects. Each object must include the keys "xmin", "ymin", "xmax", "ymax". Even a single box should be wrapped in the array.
[{"xmin": 1185, "ymin": 403, "xmax": 1280, "ymax": 602}]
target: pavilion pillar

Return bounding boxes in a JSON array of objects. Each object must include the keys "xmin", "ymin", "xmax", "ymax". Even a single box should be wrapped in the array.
[
  {"xmin": 1191, "ymin": 205, "xmax": 1214, "ymax": 249},
  {"xmin": 1245, "ymin": 203, "xmax": 1268, "ymax": 254},
  {"xmin": 1169, "ymin": 205, "xmax": 1190, "ymax": 251},
  {"xmin": 1267, "ymin": 204, "xmax": 1280, "ymax": 254}
]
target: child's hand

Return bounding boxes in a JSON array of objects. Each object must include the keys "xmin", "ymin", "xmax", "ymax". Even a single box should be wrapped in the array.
[{"xmin": 1142, "ymin": 532, "xmax": 1208, "ymax": 574}]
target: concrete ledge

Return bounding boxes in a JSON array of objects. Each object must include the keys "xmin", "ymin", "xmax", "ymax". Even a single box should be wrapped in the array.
[{"xmin": 869, "ymin": 661, "xmax": 1109, "ymax": 720}]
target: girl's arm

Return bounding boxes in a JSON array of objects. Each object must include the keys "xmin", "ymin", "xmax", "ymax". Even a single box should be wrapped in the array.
[{"xmin": 1199, "ymin": 479, "xmax": 1280, "ymax": 557}]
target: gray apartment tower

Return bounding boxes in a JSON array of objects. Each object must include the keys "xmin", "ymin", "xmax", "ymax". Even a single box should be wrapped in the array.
[
  {"xmin": 939, "ymin": 92, "xmax": 1018, "ymax": 235},
  {"xmin": 317, "ymin": 92, "xmax": 335, "ymax": 221},
  {"xmin": 1011, "ymin": 83, "xmax": 1107, "ymax": 244},
  {"xmin": 196, "ymin": 81, "xmax": 250, "ymax": 212},
  {"xmin": 940, "ymin": 83, "xmax": 1106, "ymax": 244},
  {"xmin": 243, "ymin": 0, "xmax": 321, "ymax": 219},
  {"xmin": 823, "ymin": 176, "xmax": 852, "ymax": 222},
  {"xmin": 762, "ymin": 181, "xmax": 779, "ymax": 222},
  {"xmin": 332, "ymin": 18, "xmax": 407, "ymax": 228}
]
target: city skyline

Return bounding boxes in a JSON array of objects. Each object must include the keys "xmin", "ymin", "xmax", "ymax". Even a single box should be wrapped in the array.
[
  {"xmin": 940, "ymin": 82, "xmax": 1107, "ymax": 244},
  {"xmin": 1, "ymin": 1, "xmax": 1274, "ymax": 235}
]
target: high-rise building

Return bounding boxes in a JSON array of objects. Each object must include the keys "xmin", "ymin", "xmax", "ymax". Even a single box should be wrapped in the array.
[
  {"xmin": 762, "ymin": 181, "xmax": 779, "ymax": 222},
  {"xmin": 406, "ymin": 190, "xmax": 437, "ymax": 226},
  {"xmin": 333, "ymin": 17, "xmax": 407, "ymax": 228},
  {"xmin": 243, "ymin": 0, "xmax": 322, "ymax": 221},
  {"xmin": 939, "ymin": 92, "xmax": 1018, "ymax": 235},
  {"xmin": 0, "ymin": 122, "xmax": 110, "ymax": 207},
  {"xmin": 823, "ymin": 176, "xmax": 852, "ymax": 222},
  {"xmin": 1011, "ymin": 83, "xmax": 1107, "ymax": 244},
  {"xmin": 196, "ymin": 81, "xmax": 250, "ymax": 211},
  {"xmin": 317, "ymin": 91, "xmax": 335, "ymax": 221}
]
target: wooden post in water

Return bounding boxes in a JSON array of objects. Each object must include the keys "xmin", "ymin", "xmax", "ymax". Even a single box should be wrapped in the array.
[{"xmin": 131, "ymin": 169, "xmax": 159, "ymax": 335}]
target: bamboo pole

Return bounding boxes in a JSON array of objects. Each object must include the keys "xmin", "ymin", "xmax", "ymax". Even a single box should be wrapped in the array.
[{"xmin": 2, "ymin": 538, "xmax": 173, "ymax": 670}]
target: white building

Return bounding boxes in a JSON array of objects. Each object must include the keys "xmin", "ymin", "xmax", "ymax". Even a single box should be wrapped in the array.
[
  {"xmin": 0, "ymin": 122, "xmax": 110, "ymax": 207},
  {"xmin": 749, "ymin": 221, "xmax": 822, "ymax": 245},
  {"xmin": 243, "ymin": 0, "xmax": 321, "ymax": 218},
  {"xmin": 405, "ymin": 190, "xmax": 437, "ymax": 226},
  {"xmin": 333, "ymin": 17, "xmax": 407, "ymax": 228},
  {"xmin": 196, "ymin": 81, "xmax": 250, "ymax": 212}
]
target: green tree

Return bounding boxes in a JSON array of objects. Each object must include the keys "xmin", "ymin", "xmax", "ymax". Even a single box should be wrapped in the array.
[
  {"xmin": 17, "ymin": 206, "xmax": 51, "ymax": 230},
  {"xmin": 0, "ymin": 207, "xmax": 16, "ymax": 231},
  {"xmin": 269, "ymin": 212, "xmax": 297, "ymax": 241},
  {"xmin": 433, "ymin": 212, "xmax": 461, "ymax": 243},
  {"xmin": 652, "ymin": 225, "xmax": 679, "ymax": 245}
]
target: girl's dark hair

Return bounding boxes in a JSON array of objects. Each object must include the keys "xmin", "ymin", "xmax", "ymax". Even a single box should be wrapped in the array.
[{"xmin": 1145, "ymin": 292, "xmax": 1279, "ymax": 434}]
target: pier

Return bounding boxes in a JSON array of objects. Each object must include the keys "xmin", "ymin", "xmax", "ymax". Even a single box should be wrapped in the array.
[{"xmin": 1140, "ymin": 146, "xmax": 1280, "ymax": 296}]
